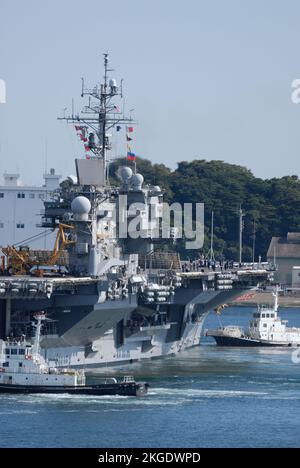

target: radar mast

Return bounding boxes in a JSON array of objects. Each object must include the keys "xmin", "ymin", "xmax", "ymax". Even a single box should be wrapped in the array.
[{"xmin": 58, "ymin": 53, "xmax": 135, "ymax": 184}]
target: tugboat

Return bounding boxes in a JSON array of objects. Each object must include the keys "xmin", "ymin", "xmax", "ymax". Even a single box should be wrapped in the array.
[
  {"xmin": 206, "ymin": 289, "xmax": 300, "ymax": 347},
  {"xmin": 0, "ymin": 313, "xmax": 148, "ymax": 396}
]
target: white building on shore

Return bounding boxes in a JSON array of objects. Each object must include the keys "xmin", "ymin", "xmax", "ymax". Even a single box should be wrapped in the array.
[
  {"xmin": 267, "ymin": 232, "xmax": 300, "ymax": 286},
  {"xmin": 0, "ymin": 169, "xmax": 61, "ymax": 250}
]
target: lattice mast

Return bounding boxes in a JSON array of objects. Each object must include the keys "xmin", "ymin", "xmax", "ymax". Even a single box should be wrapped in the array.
[{"xmin": 58, "ymin": 53, "xmax": 135, "ymax": 183}]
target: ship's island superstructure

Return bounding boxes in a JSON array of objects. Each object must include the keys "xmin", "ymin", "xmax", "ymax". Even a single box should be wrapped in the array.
[{"xmin": 0, "ymin": 55, "xmax": 272, "ymax": 368}]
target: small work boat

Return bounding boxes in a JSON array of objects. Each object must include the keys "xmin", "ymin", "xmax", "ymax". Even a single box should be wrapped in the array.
[
  {"xmin": 206, "ymin": 288, "xmax": 300, "ymax": 347},
  {"xmin": 0, "ymin": 313, "xmax": 148, "ymax": 396}
]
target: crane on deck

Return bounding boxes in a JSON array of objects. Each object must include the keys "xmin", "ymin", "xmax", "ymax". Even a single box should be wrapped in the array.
[{"xmin": 1, "ymin": 223, "xmax": 75, "ymax": 276}]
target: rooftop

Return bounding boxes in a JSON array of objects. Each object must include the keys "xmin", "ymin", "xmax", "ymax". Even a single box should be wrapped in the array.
[
  {"xmin": 0, "ymin": 169, "xmax": 61, "ymax": 189},
  {"xmin": 267, "ymin": 233, "xmax": 300, "ymax": 259}
]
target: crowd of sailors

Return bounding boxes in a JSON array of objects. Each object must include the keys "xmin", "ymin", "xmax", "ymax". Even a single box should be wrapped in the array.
[{"xmin": 181, "ymin": 257, "xmax": 237, "ymax": 273}]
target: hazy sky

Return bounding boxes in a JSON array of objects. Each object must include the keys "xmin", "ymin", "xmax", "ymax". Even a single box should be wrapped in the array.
[{"xmin": 1, "ymin": 0, "xmax": 300, "ymax": 185}]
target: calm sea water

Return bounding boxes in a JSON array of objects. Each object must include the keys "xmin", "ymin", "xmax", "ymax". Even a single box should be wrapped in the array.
[{"xmin": 1, "ymin": 307, "xmax": 300, "ymax": 448}]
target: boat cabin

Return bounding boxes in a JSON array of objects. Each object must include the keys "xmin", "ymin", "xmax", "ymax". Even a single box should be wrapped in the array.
[
  {"xmin": 248, "ymin": 304, "xmax": 300, "ymax": 344},
  {"xmin": 0, "ymin": 318, "xmax": 86, "ymax": 388}
]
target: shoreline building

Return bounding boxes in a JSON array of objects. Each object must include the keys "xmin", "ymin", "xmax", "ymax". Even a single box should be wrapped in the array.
[
  {"xmin": 0, "ymin": 169, "xmax": 61, "ymax": 250},
  {"xmin": 267, "ymin": 232, "xmax": 300, "ymax": 286}
]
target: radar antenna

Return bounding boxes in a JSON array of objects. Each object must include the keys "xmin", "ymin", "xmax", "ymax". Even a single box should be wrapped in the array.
[{"xmin": 58, "ymin": 53, "xmax": 136, "ymax": 184}]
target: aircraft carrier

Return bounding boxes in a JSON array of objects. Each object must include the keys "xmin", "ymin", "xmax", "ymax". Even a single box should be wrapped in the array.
[{"xmin": 0, "ymin": 55, "xmax": 272, "ymax": 368}]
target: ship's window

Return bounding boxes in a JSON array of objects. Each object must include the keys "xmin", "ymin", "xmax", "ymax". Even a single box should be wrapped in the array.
[
  {"xmin": 266, "ymin": 314, "xmax": 270, "ymax": 318},
  {"xmin": 262, "ymin": 314, "xmax": 265, "ymax": 318},
  {"xmin": 16, "ymin": 223, "xmax": 25, "ymax": 229},
  {"xmin": 0, "ymin": 193, "xmax": 4, "ymax": 198},
  {"xmin": 3, "ymin": 362, "xmax": 9, "ymax": 367},
  {"xmin": 271, "ymin": 314, "xmax": 274, "ymax": 318},
  {"xmin": 18, "ymin": 349, "xmax": 25, "ymax": 355},
  {"xmin": 29, "ymin": 193, "xmax": 35, "ymax": 199},
  {"xmin": 17, "ymin": 193, "xmax": 25, "ymax": 199},
  {"xmin": 19, "ymin": 362, "xmax": 22, "ymax": 368},
  {"xmin": 0, "ymin": 222, "xmax": 3, "ymax": 228},
  {"xmin": 263, "ymin": 323, "xmax": 267, "ymax": 328},
  {"xmin": 4, "ymin": 348, "xmax": 9, "ymax": 355},
  {"xmin": 11, "ymin": 349, "xmax": 17, "ymax": 355}
]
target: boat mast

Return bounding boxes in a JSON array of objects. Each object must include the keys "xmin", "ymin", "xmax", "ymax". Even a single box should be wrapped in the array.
[
  {"xmin": 272, "ymin": 286, "xmax": 279, "ymax": 312},
  {"xmin": 208, "ymin": 211, "xmax": 215, "ymax": 263},
  {"xmin": 238, "ymin": 205, "xmax": 244, "ymax": 264},
  {"xmin": 32, "ymin": 313, "xmax": 45, "ymax": 357},
  {"xmin": 100, "ymin": 53, "xmax": 109, "ymax": 175},
  {"xmin": 252, "ymin": 219, "xmax": 256, "ymax": 266}
]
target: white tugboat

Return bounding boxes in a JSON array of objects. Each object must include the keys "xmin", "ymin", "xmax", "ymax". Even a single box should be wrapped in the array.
[
  {"xmin": 0, "ymin": 313, "xmax": 148, "ymax": 396},
  {"xmin": 206, "ymin": 289, "xmax": 300, "ymax": 347}
]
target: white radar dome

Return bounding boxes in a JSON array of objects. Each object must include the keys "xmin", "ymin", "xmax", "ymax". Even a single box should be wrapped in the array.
[
  {"xmin": 119, "ymin": 166, "xmax": 133, "ymax": 182},
  {"xmin": 131, "ymin": 173, "xmax": 144, "ymax": 190},
  {"xmin": 67, "ymin": 175, "xmax": 78, "ymax": 185},
  {"xmin": 71, "ymin": 196, "xmax": 91, "ymax": 215}
]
